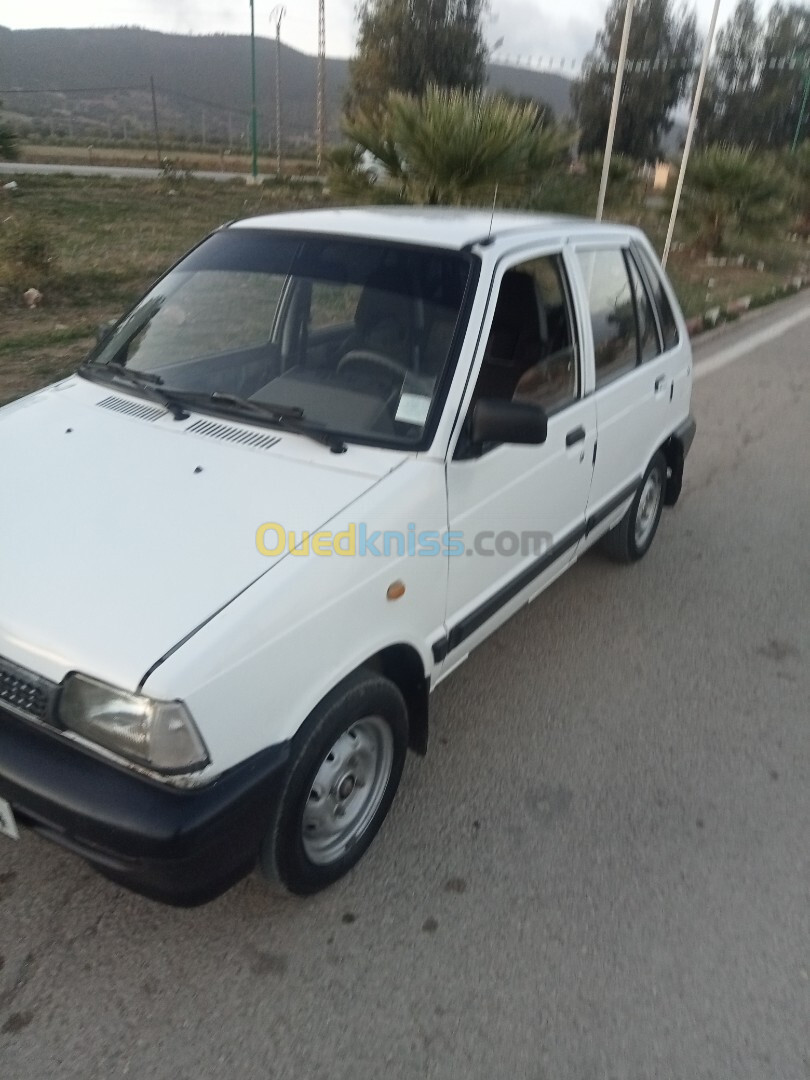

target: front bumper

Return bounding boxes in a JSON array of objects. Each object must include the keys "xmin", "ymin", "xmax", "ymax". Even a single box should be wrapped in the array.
[{"xmin": 0, "ymin": 705, "xmax": 290, "ymax": 905}]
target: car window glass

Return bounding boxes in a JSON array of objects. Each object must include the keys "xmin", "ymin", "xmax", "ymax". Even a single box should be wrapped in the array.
[
  {"xmin": 625, "ymin": 252, "xmax": 661, "ymax": 362},
  {"xmin": 90, "ymin": 229, "xmax": 473, "ymax": 449},
  {"xmin": 128, "ymin": 271, "xmax": 283, "ymax": 367},
  {"xmin": 634, "ymin": 246, "xmax": 680, "ymax": 351},
  {"xmin": 309, "ymin": 281, "xmax": 364, "ymax": 330},
  {"xmin": 577, "ymin": 249, "xmax": 638, "ymax": 387},
  {"xmin": 470, "ymin": 254, "xmax": 579, "ymax": 417}
]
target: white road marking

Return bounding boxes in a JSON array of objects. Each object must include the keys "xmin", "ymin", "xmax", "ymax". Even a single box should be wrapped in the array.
[{"xmin": 693, "ymin": 302, "xmax": 810, "ymax": 380}]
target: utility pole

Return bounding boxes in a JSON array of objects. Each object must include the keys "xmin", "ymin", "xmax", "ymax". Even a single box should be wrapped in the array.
[
  {"xmin": 249, "ymin": 0, "xmax": 260, "ymax": 182},
  {"xmin": 150, "ymin": 76, "xmax": 162, "ymax": 167},
  {"xmin": 317, "ymin": 0, "xmax": 325, "ymax": 173},
  {"xmin": 596, "ymin": 0, "xmax": 635, "ymax": 221},
  {"xmin": 271, "ymin": 5, "xmax": 286, "ymax": 176},
  {"xmin": 662, "ymin": 0, "xmax": 722, "ymax": 267}
]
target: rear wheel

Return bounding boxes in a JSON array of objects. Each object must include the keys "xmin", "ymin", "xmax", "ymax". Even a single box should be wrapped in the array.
[
  {"xmin": 601, "ymin": 451, "xmax": 667, "ymax": 563},
  {"xmin": 260, "ymin": 669, "xmax": 408, "ymax": 895}
]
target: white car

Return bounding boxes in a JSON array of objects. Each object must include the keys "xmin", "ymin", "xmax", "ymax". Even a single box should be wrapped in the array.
[{"xmin": 0, "ymin": 208, "xmax": 695, "ymax": 904}]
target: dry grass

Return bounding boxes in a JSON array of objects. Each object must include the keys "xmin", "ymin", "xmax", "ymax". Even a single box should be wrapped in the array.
[{"xmin": 0, "ymin": 174, "xmax": 330, "ymax": 404}]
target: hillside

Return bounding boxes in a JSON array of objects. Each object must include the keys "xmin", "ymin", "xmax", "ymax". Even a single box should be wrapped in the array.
[{"xmin": 0, "ymin": 26, "xmax": 573, "ymax": 148}]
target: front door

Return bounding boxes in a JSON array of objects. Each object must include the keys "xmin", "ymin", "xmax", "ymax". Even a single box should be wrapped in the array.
[{"xmin": 442, "ymin": 249, "xmax": 596, "ymax": 666}]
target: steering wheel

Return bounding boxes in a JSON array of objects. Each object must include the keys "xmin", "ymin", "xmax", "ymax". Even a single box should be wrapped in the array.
[{"xmin": 337, "ymin": 350, "xmax": 409, "ymax": 385}]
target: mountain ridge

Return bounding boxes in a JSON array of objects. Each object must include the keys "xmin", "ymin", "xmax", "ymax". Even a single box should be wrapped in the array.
[{"xmin": 0, "ymin": 26, "xmax": 574, "ymax": 147}]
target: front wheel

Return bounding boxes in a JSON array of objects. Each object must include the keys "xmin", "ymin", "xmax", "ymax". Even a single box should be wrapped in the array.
[
  {"xmin": 601, "ymin": 451, "xmax": 667, "ymax": 563},
  {"xmin": 260, "ymin": 670, "xmax": 409, "ymax": 895}
]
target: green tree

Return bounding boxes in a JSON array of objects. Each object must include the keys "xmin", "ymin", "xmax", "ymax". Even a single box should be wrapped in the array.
[
  {"xmin": 347, "ymin": 0, "xmax": 487, "ymax": 117},
  {"xmin": 686, "ymin": 144, "xmax": 785, "ymax": 252},
  {"xmin": 701, "ymin": 1, "xmax": 809, "ymax": 148},
  {"xmin": 341, "ymin": 87, "xmax": 571, "ymax": 204},
  {"xmin": 0, "ymin": 101, "xmax": 19, "ymax": 161},
  {"xmin": 572, "ymin": 0, "xmax": 699, "ymax": 160},
  {"xmin": 757, "ymin": 4, "xmax": 810, "ymax": 147},
  {"xmin": 701, "ymin": 0, "xmax": 762, "ymax": 144}
]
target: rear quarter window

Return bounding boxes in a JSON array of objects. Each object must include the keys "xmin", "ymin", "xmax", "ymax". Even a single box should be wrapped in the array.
[{"xmin": 633, "ymin": 245, "xmax": 680, "ymax": 351}]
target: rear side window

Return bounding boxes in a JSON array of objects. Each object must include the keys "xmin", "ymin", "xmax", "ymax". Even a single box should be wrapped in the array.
[
  {"xmin": 576, "ymin": 249, "xmax": 638, "ymax": 387},
  {"xmin": 633, "ymin": 245, "xmax": 680, "ymax": 351},
  {"xmin": 625, "ymin": 252, "xmax": 661, "ymax": 362}
]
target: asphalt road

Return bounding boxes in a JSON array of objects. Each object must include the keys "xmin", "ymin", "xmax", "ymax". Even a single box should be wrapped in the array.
[{"xmin": 2, "ymin": 293, "xmax": 809, "ymax": 1080}]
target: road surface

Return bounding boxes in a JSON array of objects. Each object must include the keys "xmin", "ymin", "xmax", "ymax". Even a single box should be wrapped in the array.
[{"xmin": 1, "ymin": 292, "xmax": 809, "ymax": 1080}]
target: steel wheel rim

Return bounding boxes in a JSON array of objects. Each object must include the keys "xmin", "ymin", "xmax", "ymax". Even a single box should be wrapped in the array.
[
  {"xmin": 635, "ymin": 468, "xmax": 663, "ymax": 548},
  {"xmin": 302, "ymin": 716, "xmax": 394, "ymax": 866}
]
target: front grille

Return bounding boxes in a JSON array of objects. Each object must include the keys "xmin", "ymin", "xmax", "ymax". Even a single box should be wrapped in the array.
[{"xmin": 0, "ymin": 657, "xmax": 55, "ymax": 722}]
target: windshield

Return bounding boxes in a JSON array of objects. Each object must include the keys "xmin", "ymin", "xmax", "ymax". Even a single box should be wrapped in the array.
[{"xmin": 83, "ymin": 228, "xmax": 475, "ymax": 449}]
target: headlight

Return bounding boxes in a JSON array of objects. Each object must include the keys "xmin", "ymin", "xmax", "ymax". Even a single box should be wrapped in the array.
[{"xmin": 59, "ymin": 673, "xmax": 209, "ymax": 773}]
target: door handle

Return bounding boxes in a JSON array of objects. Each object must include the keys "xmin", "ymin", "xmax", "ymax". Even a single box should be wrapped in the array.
[
  {"xmin": 566, "ymin": 425, "xmax": 586, "ymax": 447},
  {"xmin": 655, "ymin": 375, "xmax": 667, "ymax": 392}
]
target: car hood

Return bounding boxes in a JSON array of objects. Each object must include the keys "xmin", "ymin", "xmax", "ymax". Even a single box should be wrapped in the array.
[{"xmin": 0, "ymin": 379, "xmax": 403, "ymax": 689}]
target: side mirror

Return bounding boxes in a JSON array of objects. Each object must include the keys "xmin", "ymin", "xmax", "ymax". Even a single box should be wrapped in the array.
[{"xmin": 469, "ymin": 398, "xmax": 548, "ymax": 447}]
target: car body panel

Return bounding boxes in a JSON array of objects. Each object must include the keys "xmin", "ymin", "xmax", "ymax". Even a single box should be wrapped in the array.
[{"xmin": 0, "ymin": 376, "xmax": 403, "ymax": 690}]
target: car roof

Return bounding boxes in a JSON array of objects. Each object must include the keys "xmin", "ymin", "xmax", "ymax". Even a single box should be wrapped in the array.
[{"xmin": 229, "ymin": 206, "xmax": 630, "ymax": 252}]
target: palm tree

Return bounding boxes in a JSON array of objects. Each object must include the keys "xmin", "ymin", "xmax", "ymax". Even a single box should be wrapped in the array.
[
  {"xmin": 341, "ymin": 87, "xmax": 571, "ymax": 205},
  {"xmin": 686, "ymin": 144, "xmax": 785, "ymax": 253}
]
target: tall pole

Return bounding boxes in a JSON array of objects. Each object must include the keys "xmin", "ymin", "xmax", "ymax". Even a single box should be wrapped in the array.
[
  {"xmin": 271, "ymin": 5, "xmax": 286, "ymax": 176},
  {"xmin": 595, "ymin": 0, "xmax": 635, "ymax": 221},
  {"xmin": 150, "ymin": 76, "xmax": 162, "ymax": 167},
  {"xmin": 317, "ymin": 0, "xmax": 325, "ymax": 173},
  {"xmin": 662, "ymin": 0, "xmax": 722, "ymax": 267},
  {"xmin": 792, "ymin": 66, "xmax": 809, "ymax": 153},
  {"xmin": 249, "ymin": 0, "xmax": 259, "ymax": 181}
]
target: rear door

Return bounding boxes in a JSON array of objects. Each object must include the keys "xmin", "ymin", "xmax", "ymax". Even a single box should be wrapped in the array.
[{"xmin": 571, "ymin": 242, "xmax": 682, "ymax": 540}]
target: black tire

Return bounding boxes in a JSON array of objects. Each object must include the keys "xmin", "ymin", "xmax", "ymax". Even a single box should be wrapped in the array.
[
  {"xmin": 600, "ymin": 451, "xmax": 667, "ymax": 564},
  {"xmin": 260, "ymin": 669, "xmax": 409, "ymax": 895}
]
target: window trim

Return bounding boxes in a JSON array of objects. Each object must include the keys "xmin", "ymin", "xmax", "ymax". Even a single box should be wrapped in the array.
[
  {"xmin": 623, "ymin": 248, "xmax": 663, "ymax": 364},
  {"xmin": 630, "ymin": 241, "xmax": 681, "ymax": 354},
  {"xmin": 450, "ymin": 246, "xmax": 585, "ymax": 460},
  {"xmin": 575, "ymin": 245, "xmax": 641, "ymax": 391}
]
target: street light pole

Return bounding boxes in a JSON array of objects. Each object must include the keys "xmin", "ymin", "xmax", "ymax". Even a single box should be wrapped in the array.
[
  {"xmin": 596, "ymin": 0, "xmax": 635, "ymax": 221},
  {"xmin": 317, "ymin": 0, "xmax": 325, "ymax": 173},
  {"xmin": 662, "ymin": 0, "xmax": 722, "ymax": 267},
  {"xmin": 249, "ymin": 0, "xmax": 259, "ymax": 182},
  {"xmin": 271, "ymin": 5, "xmax": 286, "ymax": 177}
]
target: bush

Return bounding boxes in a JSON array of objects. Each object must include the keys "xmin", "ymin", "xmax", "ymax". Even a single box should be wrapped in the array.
[
  {"xmin": 685, "ymin": 145, "xmax": 786, "ymax": 254},
  {"xmin": 0, "ymin": 217, "xmax": 58, "ymax": 286}
]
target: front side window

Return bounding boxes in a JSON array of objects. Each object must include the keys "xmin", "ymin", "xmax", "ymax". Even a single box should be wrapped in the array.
[
  {"xmin": 84, "ymin": 230, "xmax": 475, "ymax": 449},
  {"xmin": 468, "ymin": 253, "xmax": 579, "ymax": 415}
]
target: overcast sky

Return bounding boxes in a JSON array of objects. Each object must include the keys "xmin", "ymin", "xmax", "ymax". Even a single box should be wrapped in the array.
[{"xmin": 2, "ymin": 0, "xmax": 760, "ymax": 66}]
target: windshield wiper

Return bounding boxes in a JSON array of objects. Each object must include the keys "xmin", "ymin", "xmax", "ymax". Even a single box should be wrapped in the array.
[
  {"xmin": 204, "ymin": 392, "xmax": 346, "ymax": 453},
  {"xmin": 211, "ymin": 391, "xmax": 304, "ymax": 421},
  {"xmin": 79, "ymin": 363, "xmax": 190, "ymax": 421}
]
